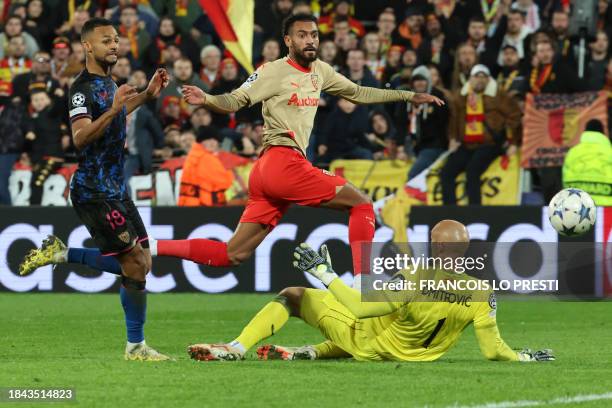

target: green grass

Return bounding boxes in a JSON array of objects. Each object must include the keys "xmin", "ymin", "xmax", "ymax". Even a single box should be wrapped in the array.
[{"xmin": 0, "ymin": 294, "xmax": 611, "ymax": 408}]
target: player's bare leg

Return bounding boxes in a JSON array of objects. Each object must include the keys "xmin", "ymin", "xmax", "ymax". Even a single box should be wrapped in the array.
[
  {"xmin": 118, "ymin": 244, "xmax": 170, "ymax": 361},
  {"xmin": 320, "ymin": 182, "xmax": 375, "ymax": 289},
  {"xmin": 188, "ymin": 286, "xmax": 303, "ymax": 361},
  {"xmin": 150, "ymin": 221, "xmax": 269, "ymax": 266}
]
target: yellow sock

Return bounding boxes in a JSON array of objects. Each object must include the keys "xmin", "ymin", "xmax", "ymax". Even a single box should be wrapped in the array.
[{"xmin": 233, "ymin": 296, "xmax": 290, "ymax": 351}]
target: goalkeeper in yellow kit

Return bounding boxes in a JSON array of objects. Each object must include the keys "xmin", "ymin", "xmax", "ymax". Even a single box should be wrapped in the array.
[{"xmin": 188, "ymin": 220, "xmax": 555, "ymax": 362}]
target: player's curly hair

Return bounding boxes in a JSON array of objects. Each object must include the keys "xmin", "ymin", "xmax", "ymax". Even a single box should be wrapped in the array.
[{"xmin": 282, "ymin": 13, "xmax": 318, "ymax": 36}]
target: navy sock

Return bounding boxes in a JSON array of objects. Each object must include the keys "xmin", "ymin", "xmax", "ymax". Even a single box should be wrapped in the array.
[
  {"xmin": 119, "ymin": 278, "xmax": 147, "ymax": 343},
  {"xmin": 67, "ymin": 248, "xmax": 122, "ymax": 275}
]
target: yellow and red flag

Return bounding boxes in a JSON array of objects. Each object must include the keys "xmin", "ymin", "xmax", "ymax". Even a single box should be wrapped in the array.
[
  {"xmin": 198, "ymin": 0, "xmax": 254, "ymax": 74},
  {"xmin": 521, "ymin": 91, "xmax": 608, "ymax": 168}
]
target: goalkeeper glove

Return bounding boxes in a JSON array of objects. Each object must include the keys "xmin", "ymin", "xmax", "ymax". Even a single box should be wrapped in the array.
[
  {"xmin": 293, "ymin": 243, "xmax": 338, "ymax": 287},
  {"xmin": 517, "ymin": 348, "xmax": 555, "ymax": 362}
]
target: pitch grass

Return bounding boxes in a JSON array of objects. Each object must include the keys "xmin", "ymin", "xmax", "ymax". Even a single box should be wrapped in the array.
[{"xmin": 1, "ymin": 294, "xmax": 611, "ymax": 408}]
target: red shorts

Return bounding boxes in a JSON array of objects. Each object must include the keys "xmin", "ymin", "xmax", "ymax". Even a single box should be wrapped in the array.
[{"xmin": 240, "ymin": 146, "xmax": 347, "ymax": 227}]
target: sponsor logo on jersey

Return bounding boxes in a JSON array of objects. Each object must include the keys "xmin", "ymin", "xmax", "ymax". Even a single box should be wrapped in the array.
[{"xmin": 287, "ymin": 93, "xmax": 319, "ymax": 107}]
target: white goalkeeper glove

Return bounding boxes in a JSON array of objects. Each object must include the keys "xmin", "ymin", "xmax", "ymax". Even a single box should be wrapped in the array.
[
  {"xmin": 517, "ymin": 348, "xmax": 555, "ymax": 362},
  {"xmin": 293, "ymin": 243, "xmax": 338, "ymax": 287}
]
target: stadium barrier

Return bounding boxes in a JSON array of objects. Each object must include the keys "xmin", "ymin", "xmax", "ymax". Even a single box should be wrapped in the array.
[{"xmin": 1, "ymin": 206, "xmax": 609, "ymax": 296}]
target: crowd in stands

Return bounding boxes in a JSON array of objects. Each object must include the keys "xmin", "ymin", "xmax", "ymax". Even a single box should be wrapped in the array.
[{"xmin": 0, "ymin": 0, "xmax": 610, "ymax": 207}]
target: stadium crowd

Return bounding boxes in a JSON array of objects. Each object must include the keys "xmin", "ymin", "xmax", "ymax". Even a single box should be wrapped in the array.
[{"xmin": 0, "ymin": 0, "xmax": 610, "ymax": 207}]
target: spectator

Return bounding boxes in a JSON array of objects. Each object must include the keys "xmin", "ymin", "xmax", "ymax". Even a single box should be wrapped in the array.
[
  {"xmin": 317, "ymin": 98, "xmax": 371, "ymax": 162},
  {"xmin": 344, "ymin": 49, "xmax": 379, "ymax": 88},
  {"xmin": 50, "ymin": 36, "xmax": 71, "ymax": 85},
  {"xmin": 164, "ymin": 125, "xmax": 183, "ymax": 154},
  {"xmin": 547, "ymin": 9, "xmax": 574, "ymax": 64},
  {"xmin": 124, "ymin": 74, "xmax": 166, "ymax": 180},
  {"xmin": 496, "ymin": 45, "xmax": 527, "ymax": 99},
  {"xmin": 381, "ymin": 44, "xmax": 404, "ymax": 85},
  {"xmin": 63, "ymin": 40, "xmax": 86, "ymax": 78},
  {"xmin": 607, "ymin": 59, "xmax": 612, "ymax": 132},
  {"xmin": 362, "ymin": 32, "xmax": 385, "ymax": 81},
  {"xmin": 199, "ymin": 45, "xmax": 221, "ymax": 90},
  {"xmin": 111, "ymin": 56, "xmax": 131, "ymax": 86},
  {"xmin": 562, "ymin": 119, "xmax": 611, "ymax": 206},
  {"xmin": 465, "ymin": 16, "xmax": 503, "ymax": 70},
  {"xmin": 0, "ymin": 99, "xmax": 29, "ymax": 205},
  {"xmin": 25, "ymin": 89, "xmax": 67, "ymax": 205},
  {"xmin": 189, "ymin": 106, "xmax": 213, "ymax": 132},
  {"xmin": 255, "ymin": 0, "xmax": 293, "ymax": 44},
  {"xmin": 511, "ymin": 0, "xmax": 540, "ymax": 33},
  {"xmin": 0, "ymin": 35, "xmax": 32, "ymax": 97},
  {"xmin": 394, "ymin": 6, "xmax": 424, "ymax": 51},
  {"xmin": 332, "ymin": 15, "xmax": 353, "ymax": 52},
  {"xmin": 497, "ymin": 9, "xmax": 531, "ymax": 66},
  {"xmin": 376, "ymin": 8, "xmax": 396, "ymax": 55},
  {"xmin": 586, "ymin": 30, "xmax": 609, "ymax": 90},
  {"xmin": 418, "ymin": 13, "xmax": 453, "ymax": 82},
  {"xmin": 160, "ymin": 95, "xmax": 188, "ymax": 128},
  {"xmin": 11, "ymin": 50, "xmax": 59, "ymax": 106},
  {"xmin": 441, "ymin": 64, "xmax": 521, "ymax": 205},
  {"xmin": 427, "ymin": 63, "xmax": 450, "ymax": 99},
  {"xmin": 210, "ymin": 58, "xmax": 245, "ymax": 128},
  {"xmin": 145, "ymin": 16, "xmax": 198, "ymax": 71},
  {"xmin": 450, "ymin": 42, "xmax": 477, "ymax": 91},
  {"xmin": 159, "ymin": 42, "xmax": 183, "ymax": 71},
  {"xmin": 319, "ymin": 39, "xmax": 340, "ymax": 69},
  {"xmin": 367, "ymin": 109, "xmax": 397, "ymax": 159},
  {"xmin": 107, "ymin": 0, "xmax": 160, "ymax": 39},
  {"xmin": 396, "ymin": 66, "xmax": 449, "ymax": 180},
  {"xmin": 319, "ymin": 0, "xmax": 365, "ymax": 37},
  {"xmin": 117, "ymin": 36, "xmax": 138, "ymax": 69},
  {"xmin": 61, "ymin": 8, "xmax": 90, "ymax": 43},
  {"xmin": 118, "ymin": 5, "xmax": 151, "ymax": 65},
  {"xmin": 0, "ymin": 15, "xmax": 39, "ymax": 59},
  {"xmin": 179, "ymin": 129, "xmax": 197, "ymax": 153},
  {"xmin": 158, "ymin": 57, "xmax": 207, "ymax": 113},
  {"xmin": 178, "ymin": 127, "xmax": 234, "ymax": 207},
  {"xmin": 526, "ymin": 39, "xmax": 581, "ymax": 94},
  {"xmin": 260, "ymin": 38, "xmax": 281, "ymax": 66},
  {"xmin": 24, "ymin": 0, "xmax": 52, "ymax": 48},
  {"xmin": 292, "ymin": 0, "xmax": 312, "ymax": 15}
]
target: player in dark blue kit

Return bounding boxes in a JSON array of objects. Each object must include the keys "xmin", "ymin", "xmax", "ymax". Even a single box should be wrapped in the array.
[{"xmin": 67, "ymin": 17, "xmax": 170, "ymax": 361}]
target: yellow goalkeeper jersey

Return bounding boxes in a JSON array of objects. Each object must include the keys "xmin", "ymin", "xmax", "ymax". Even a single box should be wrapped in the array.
[{"xmin": 327, "ymin": 268, "xmax": 519, "ymax": 362}]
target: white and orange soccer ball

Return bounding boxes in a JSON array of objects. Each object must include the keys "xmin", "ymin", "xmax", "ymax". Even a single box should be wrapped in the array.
[{"xmin": 548, "ymin": 188, "xmax": 596, "ymax": 236}]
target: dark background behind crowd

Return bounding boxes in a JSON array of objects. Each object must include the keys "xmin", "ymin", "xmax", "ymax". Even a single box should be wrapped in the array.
[{"xmin": 0, "ymin": 0, "xmax": 610, "ymax": 207}]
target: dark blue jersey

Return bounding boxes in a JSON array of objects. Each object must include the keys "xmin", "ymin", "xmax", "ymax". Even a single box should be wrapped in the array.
[{"xmin": 68, "ymin": 69, "xmax": 127, "ymax": 203}]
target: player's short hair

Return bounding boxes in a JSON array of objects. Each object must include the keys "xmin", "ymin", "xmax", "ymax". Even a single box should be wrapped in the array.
[
  {"xmin": 283, "ymin": 13, "xmax": 318, "ymax": 36},
  {"xmin": 81, "ymin": 17, "xmax": 114, "ymax": 41}
]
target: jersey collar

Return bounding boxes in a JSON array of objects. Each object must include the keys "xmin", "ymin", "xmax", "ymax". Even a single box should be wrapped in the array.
[{"xmin": 286, "ymin": 57, "xmax": 311, "ymax": 73}]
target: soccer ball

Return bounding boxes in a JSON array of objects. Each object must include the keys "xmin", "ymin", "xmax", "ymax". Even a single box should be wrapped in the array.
[{"xmin": 548, "ymin": 188, "xmax": 596, "ymax": 236}]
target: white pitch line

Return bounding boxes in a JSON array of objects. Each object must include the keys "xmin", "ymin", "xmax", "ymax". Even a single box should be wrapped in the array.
[{"xmin": 443, "ymin": 392, "xmax": 612, "ymax": 408}]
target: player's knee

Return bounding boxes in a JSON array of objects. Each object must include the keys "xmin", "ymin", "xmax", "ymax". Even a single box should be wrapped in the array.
[
  {"xmin": 278, "ymin": 287, "xmax": 305, "ymax": 316},
  {"xmin": 119, "ymin": 246, "xmax": 148, "ymax": 280}
]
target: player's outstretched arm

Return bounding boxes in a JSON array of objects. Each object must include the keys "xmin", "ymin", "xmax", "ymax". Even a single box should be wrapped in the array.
[
  {"xmin": 474, "ymin": 304, "xmax": 555, "ymax": 362},
  {"xmin": 71, "ymin": 84, "xmax": 136, "ymax": 150},
  {"xmin": 322, "ymin": 69, "xmax": 444, "ymax": 106},
  {"xmin": 125, "ymin": 68, "xmax": 169, "ymax": 115},
  {"xmin": 182, "ymin": 85, "xmax": 246, "ymax": 114},
  {"xmin": 293, "ymin": 243, "xmax": 399, "ymax": 319}
]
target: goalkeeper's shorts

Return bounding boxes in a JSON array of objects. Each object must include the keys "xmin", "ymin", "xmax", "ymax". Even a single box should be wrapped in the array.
[{"xmin": 300, "ymin": 289, "xmax": 393, "ymax": 361}]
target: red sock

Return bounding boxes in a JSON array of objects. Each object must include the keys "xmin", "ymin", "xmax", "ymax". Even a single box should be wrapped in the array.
[
  {"xmin": 157, "ymin": 239, "xmax": 231, "ymax": 266},
  {"xmin": 349, "ymin": 203, "xmax": 375, "ymax": 276}
]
